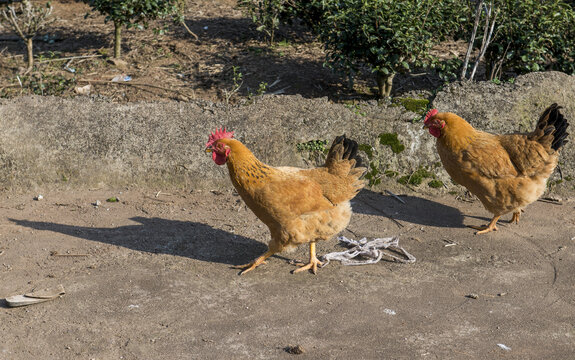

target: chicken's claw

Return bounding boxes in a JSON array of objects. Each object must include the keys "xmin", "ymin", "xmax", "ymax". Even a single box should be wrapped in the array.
[
  {"xmin": 468, "ymin": 215, "xmax": 501, "ymax": 235},
  {"xmin": 292, "ymin": 242, "xmax": 323, "ymax": 274},
  {"xmin": 233, "ymin": 250, "xmax": 274, "ymax": 275},
  {"xmin": 510, "ymin": 211, "xmax": 521, "ymax": 224},
  {"xmin": 292, "ymin": 257, "xmax": 324, "ymax": 275}
]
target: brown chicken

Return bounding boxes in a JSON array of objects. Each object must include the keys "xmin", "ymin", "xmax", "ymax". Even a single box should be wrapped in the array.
[
  {"xmin": 424, "ymin": 104, "xmax": 569, "ymax": 234},
  {"xmin": 205, "ymin": 129, "xmax": 366, "ymax": 274}
]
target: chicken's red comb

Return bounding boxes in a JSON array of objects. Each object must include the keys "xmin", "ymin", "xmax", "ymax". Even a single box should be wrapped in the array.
[
  {"xmin": 206, "ymin": 127, "xmax": 234, "ymax": 148},
  {"xmin": 424, "ymin": 109, "xmax": 438, "ymax": 124}
]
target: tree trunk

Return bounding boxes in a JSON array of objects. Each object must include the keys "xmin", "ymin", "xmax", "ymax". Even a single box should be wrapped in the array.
[
  {"xmin": 114, "ymin": 20, "xmax": 122, "ymax": 58},
  {"xmin": 26, "ymin": 37, "xmax": 34, "ymax": 72},
  {"xmin": 376, "ymin": 71, "xmax": 395, "ymax": 98}
]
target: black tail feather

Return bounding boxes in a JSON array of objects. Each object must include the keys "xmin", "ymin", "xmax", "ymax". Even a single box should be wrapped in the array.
[
  {"xmin": 333, "ymin": 134, "xmax": 363, "ymax": 168},
  {"xmin": 548, "ymin": 105, "xmax": 569, "ymax": 151},
  {"xmin": 536, "ymin": 103, "xmax": 570, "ymax": 151}
]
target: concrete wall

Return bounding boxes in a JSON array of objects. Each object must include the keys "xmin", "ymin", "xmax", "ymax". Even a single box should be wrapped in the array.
[{"xmin": 0, "ymin": 71, "xmax": 573, "ymax": 195}]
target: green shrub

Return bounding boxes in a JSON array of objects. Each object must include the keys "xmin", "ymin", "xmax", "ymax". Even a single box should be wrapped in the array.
[
  {"xmin": 313, "ymin": 0, "xmax": 471, "ymax": 97},
  {"xmin": 484, "ymin": 0, "xmax": 575, "ymax": 79},
  {"xmin": 82, "ymin": 0, "xmax": 183, "ymax": 58},
  {"xmin": 238, "ymin": 0, "xmax": 297, "ymax": 43}
]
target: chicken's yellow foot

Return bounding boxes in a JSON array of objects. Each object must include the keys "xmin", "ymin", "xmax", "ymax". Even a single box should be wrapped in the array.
[
  {"xmin": 510, "ymin": 211, "xmax": 521, "ymax": 224},
  {"xmin": 468, "ymin": 215, "xmax": 501, "ymax": 235},
  {"xmin": 293, "ymin": 242, "xmax": 323, "ymax": 274},
  {"xmin": 233, "ymin": 249, "xmax": 275, "ymax": 275}
]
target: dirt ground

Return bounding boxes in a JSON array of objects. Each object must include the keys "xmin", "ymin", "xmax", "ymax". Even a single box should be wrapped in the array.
[
  {"xmin": 0, "ymin": 0, "xmax": 452, "ymax": 102},
  {"xmin": 1, "ymin": 1, "xmax": 575, "ymax": 359},
  {"xmin": 1, "ymin": 188, "xmax": 574, "ymax": 359}
]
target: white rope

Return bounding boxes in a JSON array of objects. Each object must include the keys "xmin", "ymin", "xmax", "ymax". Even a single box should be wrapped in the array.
[{"xmin": 321, "ymin": 236, "xmax": 416, "ymax": 267}]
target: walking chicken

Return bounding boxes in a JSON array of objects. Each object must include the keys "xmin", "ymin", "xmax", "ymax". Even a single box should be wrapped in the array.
[
  {"xmin": 424, "ymin": 104, "xmax": 569, "ymax": 234},
  {"xmin": 206, "ymin": 129, "xmax": 366, "ymax": 273}
]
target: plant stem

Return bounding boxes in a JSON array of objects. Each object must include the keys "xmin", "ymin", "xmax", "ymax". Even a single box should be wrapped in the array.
[
  {"xmin": 461, "ymin": 0, "xmax": 484, "ymax": 80},
  {"xmin": 114, "ymin": 20, "xmax": 122, "ymax": 58},
  {"xmin": 376, "ymin": 71, "xmax": 395, "ymax": 98},
  {"xmin": 26, "ymin": 37, "xmax": 34, "ymax": 72}
]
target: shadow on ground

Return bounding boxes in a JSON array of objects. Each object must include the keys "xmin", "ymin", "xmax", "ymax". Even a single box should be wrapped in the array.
[
  {"xmin": 353, "ymin": 189, "xmax": 466, "ymax": 228},
  {"xmin": 9, "ymin": 217, "xmax": 267, "ymax": 266}
]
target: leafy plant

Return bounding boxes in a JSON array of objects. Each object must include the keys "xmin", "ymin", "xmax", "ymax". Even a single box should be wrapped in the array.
[
  {"xmin": 482, "ymin": 0, "xmax": 575, "ymax": 79},
  {"xmin": 223, "ymin": 65, "xmax": 244, "ymax": 104},
  {"xmin": 17, "ymin": 72, "xmax": 76, "ymax": 96},
  {"xmin": 238, "ymin": 0, "xmax": 297, "ymax": 43},
  {"xmin": 397, "ymin": 166, "xmax": 434, "ymax": 186},
  {"xmin": 297, "ymin": 139, "xmax": 328, "ymax": 166},
  {"xmin": 247, "ymin": 81, "xmax": 268, "ymax": 100},
  {"xmin": 313, "ymin": 0, "xmax": 471, "ymax": 97},
  {"xmin": 345, "ymin": 103, "xmax": 367, "ymax": 117},
  {"xmin": 0, "ymin": 0, "xmax": 55, "ymax": 72},
  {"xmin": 82, "ymin": 0, "xmax": 183, "ymax": 58},
  {"xmin": 296, "ymin": 139, "xmax": 327, "ymax": 152}
]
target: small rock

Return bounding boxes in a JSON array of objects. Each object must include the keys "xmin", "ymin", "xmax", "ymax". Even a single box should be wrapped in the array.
[
  {"xmin": 34, "ymin": 195, "xmax": 44, "ymax": 201},
  {"xmin": 93, "ymin": 200, "xmax": 101, "ymax": 207},
  {"xmin": 75, "ymin": 84, "xmax": 92, "ymax": 95},
  {"xmin": 285, "ymin": 345, "xmax": 305, "ymax": 355},
  {"xmin": 466, "ymin": 293, "xmax": 479, "ymax": 299}
]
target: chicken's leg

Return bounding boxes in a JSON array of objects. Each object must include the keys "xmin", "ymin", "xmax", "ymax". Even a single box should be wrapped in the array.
[
  {"xmin": 510, "ymin": 209, "xmax": 526, "ymax": 224},
  {"xmin": 468, "ymin": 215, "xmax": 501, "ymax": 235},
  {"xmin": 293, "ymin": 242, "xmax": 323, "ymax": 274},
  {"xmin": 233, "ymin": 249, "xmax": 275, "ymax": 275}
]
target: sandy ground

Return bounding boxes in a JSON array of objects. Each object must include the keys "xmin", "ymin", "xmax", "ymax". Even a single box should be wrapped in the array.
[{"xmin": 1, "ymin": 188, "xmax": 574, "ymax": 359}]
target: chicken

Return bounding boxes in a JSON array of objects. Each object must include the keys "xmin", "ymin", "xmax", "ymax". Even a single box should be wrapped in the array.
[
  {"xmin": 205, "ymin": 128, "xmax": 366, "ymax": 274},
  {"xmin": 424, "ymin": 104, "xmax": 569, "ymax": 234}
]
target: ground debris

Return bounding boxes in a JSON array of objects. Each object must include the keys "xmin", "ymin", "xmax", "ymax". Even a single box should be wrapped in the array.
[
  {"xmin": 321, "ymin": 236, "xmax": 416, "ymax": 266},
  {"xmin": 285, "ymin": 345, "xmax": 305, "ymax": 355}
]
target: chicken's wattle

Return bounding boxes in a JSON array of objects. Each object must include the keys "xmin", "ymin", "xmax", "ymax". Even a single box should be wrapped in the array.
[
  {"xmin": 429, "ymin": 127, "xmax": 441, "ymax": 138},
  {"xmin": 213, "ymin": 151, "xmax": 228, "ymax": 165}
]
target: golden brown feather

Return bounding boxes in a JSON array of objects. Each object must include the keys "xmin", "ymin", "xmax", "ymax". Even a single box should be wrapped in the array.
[
  {"xmin": 424, "ymin": 104, "xmax": 569, "ymax": 234},
  {"xmin": 207, "ymin": 133, "xmax": 366, "ymax": 273}
]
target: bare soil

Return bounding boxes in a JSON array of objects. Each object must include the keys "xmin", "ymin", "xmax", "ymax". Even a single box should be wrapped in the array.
[
  {"xmin": 0, "ymin": 0, "xmax": 451, "ymax": 102},
  {"xmin": 1, "ymin": 1, "xmax": 575, "ymax": 359},
  {"xmin": 1, "ymin": 189, "xmax": 574, "ymax": 359}
]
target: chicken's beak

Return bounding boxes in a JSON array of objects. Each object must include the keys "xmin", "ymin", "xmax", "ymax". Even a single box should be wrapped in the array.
[
  {"xmin": 205, "ymin": 147, "xmax": 213, "ymax": 153},
  {"xmin": 422, "ymin": 123, "xmax": 430, "ymax": 129}
]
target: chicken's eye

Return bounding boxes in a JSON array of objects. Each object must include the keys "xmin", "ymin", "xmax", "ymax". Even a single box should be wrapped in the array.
[{"xmin": 215, "ymin": 143, "xmax": 227, "ymax": 154}]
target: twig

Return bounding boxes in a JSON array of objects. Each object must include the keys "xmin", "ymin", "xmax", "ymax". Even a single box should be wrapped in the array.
[
  {"xmin": 181, "ymin": 21, "xmax": 199, "ymax": 41},
  {"xmin": 538, "ymin": 198, "xmax": 563, "ymax": 205},
  {"xmin": 470, "ymin": 2, "xmax": 497, "ymax": 81},
  {"xmin": 77, "ymin": 78, "xmax": 188, "ymax": 96},
  {"xmin": 37, "ymin": 54, "xmax": 103, "ymax": 64},
  {"xmin": 443, "ymin": 239, "xmax": 457, "ymax": 247},
  {"xmin": 385, "ymin": 190, "xmax": 406, "ymax": 204},
  {"xmin": 51, "ymin": 251, "xmax": 89, "ymax": 257},
  {"xmin": 461, "ymin": 0, "xmax": 484, "ymax": 80}
]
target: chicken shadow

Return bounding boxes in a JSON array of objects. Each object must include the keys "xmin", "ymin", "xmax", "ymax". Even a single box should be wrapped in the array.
[
  {"xmin": 9, "ymin": 217, "xmax": 268, "ymax": 266},
  {"xmin": 353, "ymin": 189, "xmax": 466, "ymax": 228}
]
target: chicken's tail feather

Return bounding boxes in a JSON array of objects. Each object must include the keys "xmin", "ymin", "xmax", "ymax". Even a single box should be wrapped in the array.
[
  {"xmin": 331, "ymin": 134, "xmax": 364, "ymax": 168},
  {"xmin": 325, "ymin": 135, "xmax": 366, "ymax": 174},
  {"xmin": 532, "ymin": 103, "xmax": 570, "ymax": 151}
]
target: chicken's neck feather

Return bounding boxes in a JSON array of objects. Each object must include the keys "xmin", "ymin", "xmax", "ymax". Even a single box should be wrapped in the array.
[
  {"xmin": 225, "ymin": 140, "xmax": 275, "ymax": 191},
  {"xmin": 438, "ymin": 116, "xmax": 480, "ymax": 151}
]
